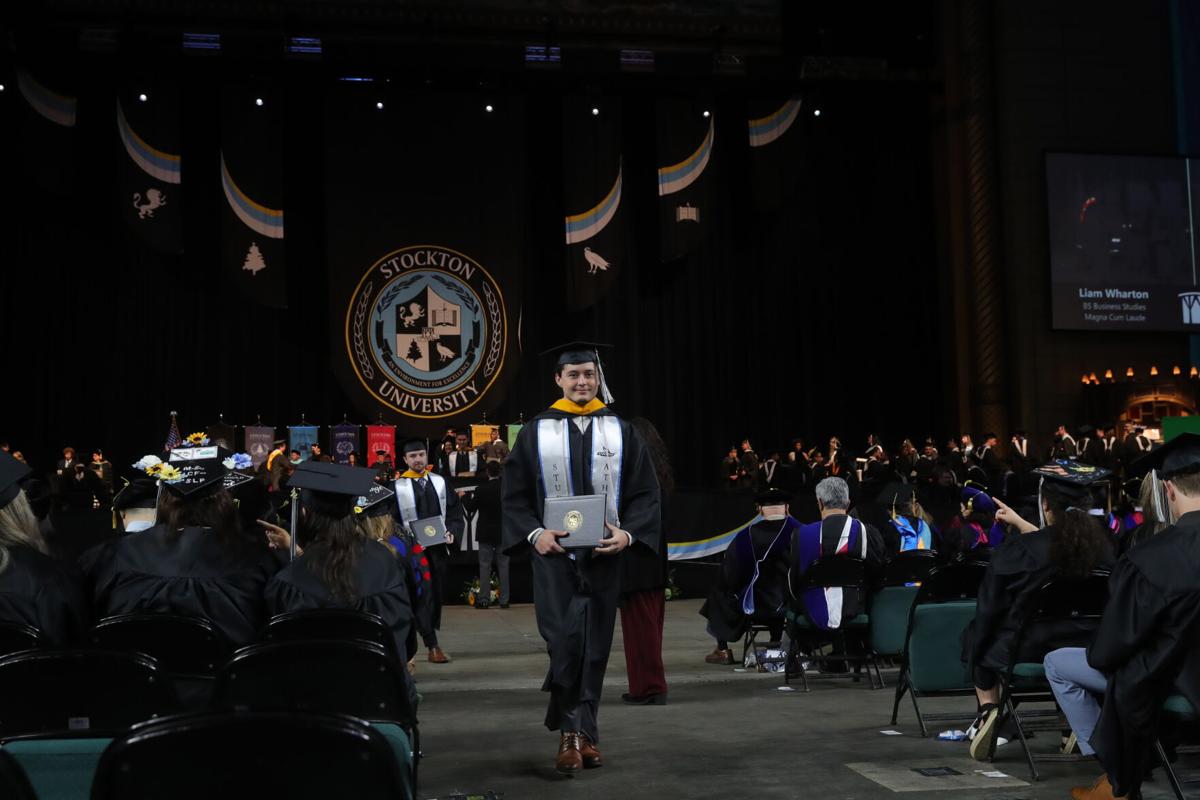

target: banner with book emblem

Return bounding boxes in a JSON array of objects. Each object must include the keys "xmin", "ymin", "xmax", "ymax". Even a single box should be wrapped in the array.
[
  {"xmin": 657, "ymin": 99, "xmax": 715, "ymax": 262},
  {"xmin": 117, "ymin": 87, "xmax": 183, "ymax": 253}
]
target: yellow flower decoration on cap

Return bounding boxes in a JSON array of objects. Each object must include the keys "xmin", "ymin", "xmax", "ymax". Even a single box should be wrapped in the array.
[
  {"xmin": 145, "ymin": 463, "xmax": 164, "ymax": 476},
  {"xmin": 185, "ymin": 432, "xmax": 209, "ymax": 445},
  {"xmin": 157, "ymin": 465, "xmax": 182, "ymax": 482},
  {"xmin": 353, "ymin": 506, "xmax": 364, "ymax": 514}
]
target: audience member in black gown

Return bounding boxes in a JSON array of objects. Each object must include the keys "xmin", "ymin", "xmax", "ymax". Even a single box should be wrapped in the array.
[
  {"xmin": 81, "ymin": 455, "xmax": 280, "ymax": 647},
  {"xmin": 963, "ymin": 465, "xmax": 1115, "ymax": 761},
  {"xmin": 0, "ymin": 451, "xmax": 88, "ymax": 644}
]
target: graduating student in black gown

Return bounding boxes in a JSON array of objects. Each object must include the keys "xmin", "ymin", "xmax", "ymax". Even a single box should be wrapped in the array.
[
  {"xmin": 0, "ymin": 451, "xmax": 88, "ymax": 644},
  {"xmin": 81, "ymin": 454, "xmax": 280, "ymax": 647},
  {"xmin": 501, "ymin": 342, "xmax": 661, "ymax": 775}
]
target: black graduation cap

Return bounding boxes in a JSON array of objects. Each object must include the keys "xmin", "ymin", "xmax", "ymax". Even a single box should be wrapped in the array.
[
  {"xmin": 113, "ymin": 477, "xmax": 159, "ymax": 511},
  {"xmin": 881, "ymin": 482, "xmax": 915, "ymax": 509},
  {"xmin": 0, "ymin": 450, "xmax": 32, "ymax": 511},
  {"xmin": 356, "ymin": 481, "xmax": 396, "ymax": 518},
  {"xmin": 168, "ymin": 444, "xmax": 231, "ymax": 463},
  {"xmin": 755, "ymin": 487, "xmax": 791, "ymax": 506},
  {"xmin": 400, "ymin": 438, "xmax": 428, "ymax": 454},
  {"xmin": 160, "ymin": 458, "xmax": 231, "ymax": 499},
  {"xmin": 1132, "ymin": 432, "xmax": 1200, "ymax": 480},
  {"xmin": 539, "ymin": 340, "xmax": 615, "ymax": 403},
  {"xmin": 1032, "ymin": 460, "xmax": 1113, "ymax": 486},
  {"xmin": 288, "ymin": 462, "xmax": 379, "ymax": 520}
]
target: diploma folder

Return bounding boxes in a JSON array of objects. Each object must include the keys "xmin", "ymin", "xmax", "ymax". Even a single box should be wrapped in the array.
[
  {"xmin": 542, "ymin": 494, "xmax": 607, "ymax": 548},
  {"xmin": 410, "ymin": 515, "xmax": 449, "ymax": 546}
]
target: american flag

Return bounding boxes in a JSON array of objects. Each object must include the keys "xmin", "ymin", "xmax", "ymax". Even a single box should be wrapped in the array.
[{"xmin": 164, "ymin": 411, "xmax": 182, "ymax": 452}]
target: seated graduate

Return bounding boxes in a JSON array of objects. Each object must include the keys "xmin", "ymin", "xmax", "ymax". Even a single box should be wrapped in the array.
[
  {"xmin": 81, "ymin": 451, "xmax": 280, "ymax": 647},
  {"xmin": 699, "ymin": 488, "xmax": 796, "ymax": 666},
  {"xmin": 263, "ymin": 462, "xmax": 417, "ymax": 691},
  {"xmin": 938, "ymin": 484, "xmax": 1004, "ymax": 558},
  {"xmin": 880, "ymin": 483, "xmax": 934, "ymax": 555},
  {"xmin": 1044, "ymin": 434, "xmax": 1200, "ymax": 800},
  {"xmin": 111, "ymin": 477, "xmax": 160, "ymax": 534},
  {"xmin": 0, "ymin": 450, "xmax": 88, "ymax": 644},
  {"xmin": 789, "ymin": 476, "xmax": 885, "ymax": 630},
  {"xmin": 963, "ymin": 462, "xmax": 1115, "ymax": 761}
]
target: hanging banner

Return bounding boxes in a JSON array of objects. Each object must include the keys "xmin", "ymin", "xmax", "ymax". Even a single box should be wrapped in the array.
[
  {"xmin": 16, "ymin": 67, "xmax": 76, "ymax": 196},
  {"xmin": 117, "ymin": 88, "xmax": 183, "ymax": 253},
  {"xmin": 207, "ymin": 421, "xmax": 237, "ymax": 451},
  {"xmin": 221, "ymin": 86, "xmax": 287, "ymax": 308},
  {"xmin": 562, "ymin": 97, "xmax": 626, "ymax": 310},
  {"xmin": 470, "ymin": 424, "xmax": 499, "ymax": 448},
  {"xmin": 244, "ymin": 425, "xmax": 276, "ymax": 469},
  {"xmin": 331, "ymin": 423, "xmax": 361, "ymax": 465},
  {"xmin": 325, "ymin": 89, "xmax": 524, "ymax": 432},
  {"xmin": 366, "ymin": 425, "xmax": 396, "ymax": 462},
  {"xmin": 656, "ymin": 99, "xmax": 715, "ymax": 262},
  {"xmin": 506, "ymin": 423, "xmax": 523, "ymax": 450},
  {"xmin": 748, "ymin": 97, "xmax": 804, "ymax": 214},
  {"xmin": 288, "ymin": 425, "xmax": 319, "ymax": 461}
]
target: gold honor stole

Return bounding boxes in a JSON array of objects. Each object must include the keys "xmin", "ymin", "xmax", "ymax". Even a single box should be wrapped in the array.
[{"xmin": 536, "ymin": 411, "xmax": 623, "ymax": 526}]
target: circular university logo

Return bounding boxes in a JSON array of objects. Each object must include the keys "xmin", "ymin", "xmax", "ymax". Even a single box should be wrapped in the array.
[
  {"xmin": 346, "ymin": 245, "xmax": 507, "ymax": 418},
  {"xmin": 564, "ymin": 510, "xmax": 583, "ymax": 532}
]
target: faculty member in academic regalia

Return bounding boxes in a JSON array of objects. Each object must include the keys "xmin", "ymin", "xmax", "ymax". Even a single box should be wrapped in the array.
[
  {"xmin": 0, "ymin": 450, "xmax": 88, "ymax": 645},
  {"xmin": 501, "ymin": 342, "xmax": 661, "ymax": 776},
  {"xmin": 393, "ymin": 438, "xmax": 464, "ymax": 664}
]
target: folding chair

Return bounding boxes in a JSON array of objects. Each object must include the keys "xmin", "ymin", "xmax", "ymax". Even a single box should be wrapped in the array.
[
  {"xmin": 91, "ymin": 710, "xmax": 411, "ymax": 800},
  {"xmin": 89, "ymin": 614, "xmax": 231, "ymax": 708},
  {"xmin": 1157, "ymin": 694, "xmax": 1199, "ymax": 800},
  {"xmin": 263, "ymin": 608, "xmax": 400, "ymax": 660},
  {"xmin": 889, "ymin": 561, "xmax": 987, "ymax": 734},
  {"xmin": 0, "ymin": 749, "xmax": 35, "ymax": 800},
  {"xmin": 785, "ymin": 557, "xmax": 879, "ymax": 691},
  {"xmin": 989, "ymin": 570, "xmax": 1110, "ymax": 779},
  {"xmin": 739, "ymin": 610, "xmax": 786, "ymax": 669},
  {"xmin": 0, "ymin": 622, "xmax": 41, "ymax": 659},
  {"xmin": 214, "ymin": 638, "xmax": 419, "ymax": 795},
  {"xmin": 882, "ymin": 550, "xmax": 938, "ymax": 586},
  {"xmin": 868, "ymin": 551, "xmax": 939, "ymax": 682}
]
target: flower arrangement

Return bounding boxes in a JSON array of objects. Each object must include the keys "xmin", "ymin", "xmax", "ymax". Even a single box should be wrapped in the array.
[
  {"xmin": 185, "ymin": 432, "xmax": 211, "ymax": 446},
  {"xmin": 462, "ymin": 575, "xmax": 501, "ymax": 606},
  {"xmin": 664, "ymin": 568, "xmax": 682, "ymax": 601},
  {"xmin": 132, "ymin": 454, "xmax": 183, "ymax": 483},
  {"xmin": 222, "ymin": 452, "xmax": 253, "ymax": 470}
]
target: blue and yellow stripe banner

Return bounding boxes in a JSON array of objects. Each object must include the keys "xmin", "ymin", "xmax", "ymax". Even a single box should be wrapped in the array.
[
  {"xmin": 18, "ymin": 70, "xmax": 76, "ymax": 127},
  {"xmin": 117, "ymin": 100, "xmax": 181, "ymax": 184},
  {"xmin": 748, "ymin": 98, "xmax": 802, "ymax": 148},
  {"xmin": 657, "ymin": 117, "xmax": 714, "ymax": 196},
  {"xmin": 564, "ymin": 163, "xmax": 621, "ymax": 245},
  {"xmin": 221, "ymin": 153, "xmax": 285, "ymax": 239},
  {"xmin": 667, "ymin": 514, "xmax": 759, "ymax": 561}
]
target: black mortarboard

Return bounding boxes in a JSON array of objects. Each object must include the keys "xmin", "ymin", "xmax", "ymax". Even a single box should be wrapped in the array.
[
  {"xmin": 0, "ymin": 450, "xmax": 32, "ymax": 511},
  {"xmin": 169, "ymin": 445, "xmax": 232, "ymax": 463},
  {"xmin": 273, "ymin": 438, "xmax": 287, "ymax": 448},
  {"xmin": 1033, "ymin": 460, "xmax": 1113, "ymax": 509},
  {"xmin": 160, "ymin": 458, "xmax": 231, "ymax": 499},
  {"xmin": 289, "ymin": 462, "xmax": 379, "ymax": 520},
  {"xmin": 755, "ymin": 488, "xmax": 791, "ymax": 506},
  {"xmin": 1132, "ymin": 432, "xmax": 1200, "ymax": 480},
  {"xmin": 113, "ymin": 477, "xmax": 160, "ymax": 511},
  {"xmin": 882, "ymin": 482, "xmax": 915, "ymax": 509},
  {"xmin": 400, "ymin": 438, "xmax": 428, "ymax": 454},
  {"xmin": 356, "ymin": 481, "xmax": 396, "ymax": 518},
  {"xmin": 540, "ymin": 340, "xmax": 615, "ymax": 403}
]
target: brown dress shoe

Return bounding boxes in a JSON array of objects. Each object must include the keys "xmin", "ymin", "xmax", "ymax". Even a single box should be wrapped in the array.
[
  {"xmin": 580, "ymin": 735, "xmax": 603, "ymax": 768},
  {"xmin": 1070, "ymin": 774, "xmax": 1126, "ymax": 800},
  {"xmin": 427, "ymin": 646, "xmax": 451, "ymax": 664},
  {"xmin": 704, "ymin": 648, "xmax": 734, "ymax": 665},
  {"xmin": 555, "ymin": 732, "xmax": 583, "ymax": 775}
]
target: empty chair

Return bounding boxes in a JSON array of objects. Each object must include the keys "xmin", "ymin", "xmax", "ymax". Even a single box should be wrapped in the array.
[
  {"xmin": 91, "ymin": 710, "xmax": 412, "ymax": 800},
  {"xmin": 263, "ymin": 608, "xmax": 398, "ymax": 660},
  {"xmin": 0, "ymin": 749, "xmax": 36, "ymax": 800},
  {"xmin": 0, "ymin": 622, "xmax": 41, "ymax": 659},
  {"xmin": 881, "ymin": 550, "xmax": 938, "ymax": 587}
]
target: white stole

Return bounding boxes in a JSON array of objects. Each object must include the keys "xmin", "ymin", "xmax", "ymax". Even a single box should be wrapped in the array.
[
  {"xmin": 536, "ymin": 416, "xmax": 624, "ymax": 526},
  {"xmin": 394, "ymin": 472, "xmax": 448, "ymax": 526},
  {"xmin": 449, "ymin": 450, "xmax": 479, "ymax": 476}
]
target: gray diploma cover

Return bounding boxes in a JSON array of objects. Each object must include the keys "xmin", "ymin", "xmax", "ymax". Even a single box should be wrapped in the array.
[
  {"xmin": 542, "ymin": 493, "xmax": 607, "ymax": 548},
  {"xmin": 411, "ymin": 515, "xmax": 449, "ymax": 546}
]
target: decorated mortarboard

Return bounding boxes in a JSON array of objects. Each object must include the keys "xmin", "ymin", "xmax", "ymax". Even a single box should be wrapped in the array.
[
  {"xmin": 168, "ymin": 442, "xmax": 231, "ymax": 462},
  {"xmin": 539, "ymin": 340, "xmax": 616, "ymax": 403},
  {"xmin": 0, "ymin": 450, "xmax": 32, "ymax": 511},
  {"xmin": 1132, "ymin": 431, "xmax": 1200, "ymax": 480},
  {"xmin": 961, "ymin": 484, "xmax": 997, "ymax": 514},
  {"xmin": 1032, "ymin": 460, "xmax": 1113, "ymax": 486},
  {"xmin": 356, "ymin": 481, "xmax": 397, "ymax": 518},
  {"xmin": 288, "ymin": 462, "xmax": 379, "ymax": 520},
  {"xmin": 112, "ymin": 477, "xmax": 160, "ymax": 511},
  {"xmin": 754, "ymin": 487, "xmax": 791, "ymax": 506},
  {"xmin": 400, "ymin": 438, "xmax": 428, "ymax": 454}
]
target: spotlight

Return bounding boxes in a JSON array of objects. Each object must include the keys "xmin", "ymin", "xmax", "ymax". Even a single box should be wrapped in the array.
[
  {"xmin": 138, "ymin": 93, "xmax": 148, "ymax": 102},
  {"xmin": 485, "ymin": 104, "xmax": 494, "ymax": 113},
  {"xmin": 0, "ymin": 84, "xmax": 6, "ymax": 92},
  {"xmin": 702, "ymin": 110, "xmax": 710, "ymax": 118},
  {"xmin": 1081, "ymin": 374, "xmax": 1090, "ymax": 385},
  {"xmin": 1151, "ymin": 365, "xmax": 1159, "ymax": 376},
  {"xmin": 1174, "ymin": 365, "xmax": 1182, "ymax": 376},
  {"xmin": 1126, "ymin": 367, "xmax": 1135, "ymax": 378},
  {"xmin": 376, "ymin": 101, "xmax": 384, "ymax": 110},
  {"xmin": 255, "ymin": 97, "xmax": 264, "ymax": 107},
  {"xmin": 1104, "ymin": 369, "xmax": 1113, "ymax": 381},
  {"xmin": 813, "ymin": 108, "xmax": 821, "ymax": 117},
  {"xmin": 591, "ymin": 107, "xmax": 599, "ymax": 116},
  {"xmin": 1192, "ymin": 366, "xmax": 1199, "ymax": 379}
]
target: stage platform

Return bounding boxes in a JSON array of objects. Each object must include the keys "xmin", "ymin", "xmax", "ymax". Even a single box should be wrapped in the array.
[{"xmin": 414, "ymin": 599, "xmax": 1168, "ymax": 800}]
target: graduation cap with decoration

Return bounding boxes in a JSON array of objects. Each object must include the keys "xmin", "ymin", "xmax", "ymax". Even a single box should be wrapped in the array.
[
  {"xmin": 356, "ymin": 481, "xmax": 397, "ymax": 518},
  {"xmin": 0, "ymin": 450, "xmax": 32, "ymax": 512},
  {"xmin": 540, "ymin": 340, "xmax": 615, "ymax": 404},
  {"xmin": 289, "ymin": 461, "xmax": 380, "ymax": 520},
  {"xmin": 1031, "ymin": 459, "xmax": 1113, "ymax": 524}
]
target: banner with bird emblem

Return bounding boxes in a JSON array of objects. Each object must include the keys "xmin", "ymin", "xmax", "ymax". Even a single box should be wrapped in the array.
[
  {"xmin": 562, "ymin": 96, "xmax": 625, "ymax": 310},
  {"xmin": 117, "ymin": 85, "xmax": 183, "ymax": 253}
]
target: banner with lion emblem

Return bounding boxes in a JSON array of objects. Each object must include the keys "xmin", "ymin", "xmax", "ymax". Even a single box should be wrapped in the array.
[
  {"xmin": 117, "ymin": 85, "xmax": 183, "ymax": 254},
  {"xmin": 324, "ymin": 88, "xmax": 524, "ymax": 432}
]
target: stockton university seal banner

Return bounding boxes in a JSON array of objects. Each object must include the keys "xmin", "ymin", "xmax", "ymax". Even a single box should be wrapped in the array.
[{"xmin": 325, "ymin": 89, "xmax": 524, "ymax": 431}]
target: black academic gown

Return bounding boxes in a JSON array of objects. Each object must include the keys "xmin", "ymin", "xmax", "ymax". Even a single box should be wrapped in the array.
[
  {"xmin": 700, "ymin": 517, "xmax": 793, "ymax": 643},
  {"xmin": 1087, "ymin": 511, "xmax": 1200, "ymax": 797},
  {"xmin": 501, "ymin": 405, "xmax": 661, "ymax": 742},
  {"xmin": 965, "ymin": 527, "xmax": 1114, "ymax": 684},
  {"xmin": 0, "ymin": 546, "xmax": 88, "ymax": 645},
  {"xmin": 264, "ymin": 538, "xmax": 418, "ymax": 711},
  {"xmin": 396, "ymin": 474, "xmax": 465, "ymax": 639},
  {"xmin": 80, "ymin": 525, "xmax": 280, "ymax": 647}
]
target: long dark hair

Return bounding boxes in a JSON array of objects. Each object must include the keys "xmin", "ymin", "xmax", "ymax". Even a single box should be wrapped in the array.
[
  {"xmin": 1042, "ymin": 482, "xmax": 1112, "ymax": 578},
  {"xmin": 300, "ymin": 511, "xmax": 363, "ymax": 602},
  {"xmin": 156, "ymin": 488, "xmax": 254, "ymax": 551},
  {"xmin": 631, "ymin": 417, "xmax": 674, "ymax": 495}
]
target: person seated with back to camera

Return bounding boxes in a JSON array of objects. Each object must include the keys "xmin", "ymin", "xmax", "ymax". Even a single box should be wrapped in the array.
[
  {"xmin": 962, "ymin": 465, "xmax": 1115, "ymax": 761},
  {"xmin": 0, "ymin": 450, "xmax": 88, "ymax": 644}
]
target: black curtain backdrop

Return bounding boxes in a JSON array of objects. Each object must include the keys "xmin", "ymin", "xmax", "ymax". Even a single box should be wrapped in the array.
[{"xmin": 1, "ymin": 51, "xmax": 941, "ymax": 488}]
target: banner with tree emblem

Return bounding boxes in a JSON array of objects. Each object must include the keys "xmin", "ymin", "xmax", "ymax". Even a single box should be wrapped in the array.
[
  {"xmin": 656, "ymin": 99, "xmax": 715, "ymax": 262},
  {"xmin": 562, "ymin": 97, "xmax": 626, "ymax": 310},
  {"xmin": 221, "ymin": 87, "xmax": 286, "ymax": 308},
  {"xmin": 117, "ymin": 87, "xmax": 183, "ymax": 253},
  {"xmin": 244, "ymin": 425, "xmax": 276, "ymax": 469},
  {"xmin": 206, "ymin": 420, "xmax": 237, "ymax": 451},
  {"xmin": 748, "ymin": 97, "xmax": 804, "ymax": 214},
  {"xmin": 16, "ymin": 67, "xmax": 76, "ymax": 196},
  {"xmin": 366, "ymin": 425, "xmax": 396, "ymax": 462},
  {"xmin": 288, "ymin": 425, "xmax": 319, "ymax": 461},
  {"xmin": 506, "ymin": 422, "xmax": 523, "ymax": 450},
  {"xmin": 331, "ymin": 422, "xmax": 360, "ymax": 464},
  {"xmin": 325, "ymin": 89, "xmax": 524, "ymax": 432}
]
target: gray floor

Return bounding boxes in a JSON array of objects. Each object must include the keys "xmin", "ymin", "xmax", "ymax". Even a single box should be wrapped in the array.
[{"xmin": 412, "ymin": 598, "xmax": 1189, "ymax": 799}]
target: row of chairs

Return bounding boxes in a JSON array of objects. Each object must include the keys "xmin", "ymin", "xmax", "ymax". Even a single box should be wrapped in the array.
[{"xmin": 0, "ymin": 610, "xmax": 418, "ymax": 800}]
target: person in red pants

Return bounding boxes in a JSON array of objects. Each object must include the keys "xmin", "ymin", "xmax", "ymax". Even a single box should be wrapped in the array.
[{"xmin": 619, "ymin": 418, "xmax": 672, "ymax": 705}]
